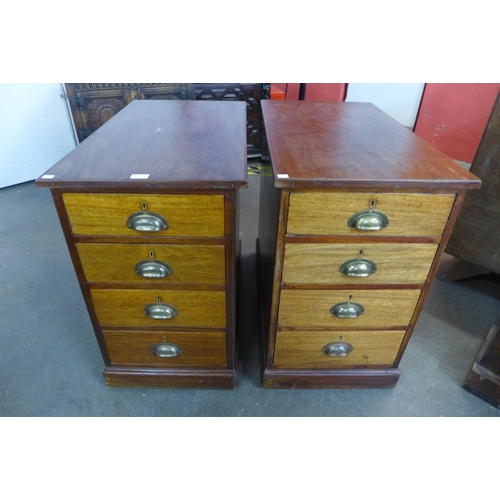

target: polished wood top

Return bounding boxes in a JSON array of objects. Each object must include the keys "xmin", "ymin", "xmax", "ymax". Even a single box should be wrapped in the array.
[
  {"xmin": 262, "ymin": 100, "xmax": 480, "ymax": 190},
  {"xmin": 37, "ymin": 100, "xmax": 248, "ymax": 190}
]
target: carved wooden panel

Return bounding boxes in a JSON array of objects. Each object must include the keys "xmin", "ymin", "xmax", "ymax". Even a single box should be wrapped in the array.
[
  {"xmin": 65, "ymin": 84, "xmax": 195, "ymax": 143},
  {"xmin": 194, "ymin": 83, "xmax": 270, "ymax": 157}
]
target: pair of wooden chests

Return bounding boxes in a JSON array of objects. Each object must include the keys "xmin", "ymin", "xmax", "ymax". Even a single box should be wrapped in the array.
[{"xmin": 37, "ymin": 99, "xmax": 480, "ymax": 389}]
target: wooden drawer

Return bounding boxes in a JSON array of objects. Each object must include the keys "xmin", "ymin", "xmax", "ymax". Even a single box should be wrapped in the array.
[
  {"xmin": 91, "ymin": 289, "xmax": 226, "ymax": 328},
  {"xmin": 287, "ymin": 192, "xmax": 455, "ymax": 237},
  {"xmin": 278, "ymin": 289, "xmax": 421, "ymax": 328},
  {"xmin": 63, "ymin": 193, "xmax": 225, "ymax": 237},
  {"xmin": 273, "ymin": 330, "xmax": 405, "ymax": 368},
  {"xmin": 104, "ymin": 330, "xmax": 227, "ymax": 367},
  {"xmin": 77, "ymin": 243, "xmax": 225, "ymax": 284},
  {"xmin": 282, "ymin": 242, "xmax": 438, "ymax": 285}
]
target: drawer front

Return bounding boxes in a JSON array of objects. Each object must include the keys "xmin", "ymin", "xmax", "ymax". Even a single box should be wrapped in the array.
[
  {"xmin": 274, "ymin": 330, "xmax": 405, "ymax": 368},
  {"xmin": 287, "ymin": 192, "xmax": 455, "ymax": 237},
  {"xmin": 104, "ymin": 330, "xmax": 227, "ymax": 367},
  {"xmin": 77, "ymin": 243, "xmax": 225, "ymax": 284},
  {"xmin": 63, "ymin": 193, "xmax": 225, "ymax": 237},
  {"xmin": 91, "ymin": 289, "xmax": 226, "ymax": 328},
  {"xmin": 282, "ymin": 242, "xmax": 438, "ymax": 285},
  {"xmin": 278, "ymin": 289, "xmax": 421, "ymax": 328}
]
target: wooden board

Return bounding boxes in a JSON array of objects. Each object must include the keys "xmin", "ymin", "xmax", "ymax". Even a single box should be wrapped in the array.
[
  {"xmin": 287, "ymin": 192, "xmax": 455, "ymax": 237},
  {"xmin": 104, "ymin": 330, "xmax": 227, "ymax": 367},
  {"xmin": 63, "ymin": 193, "xmax": 225, "ymax": 237},
  {"xmin": 274, "ymin": 330, "xmax": 405, "ymax": 368},
  {"xmin": 278, "ymin": 289, "xmax": 421, "ymax": 329},
  {"xmin": 282, "ymin": 242, "xmax": 438, "ymax": 285},
  {"xmin": 36, "ymin": 100, "xmax": 248, "ymax": 190},
  {"xmin": 261, "ymin": 100, "xmax": 480, "ymax": 191},
  {"xmin": 77, "ymin": 243, "xmax": 225, "ymax": 284},
  {"xmin": 91, "ymin": 289, "xmax": 226, "ymax": 328}
]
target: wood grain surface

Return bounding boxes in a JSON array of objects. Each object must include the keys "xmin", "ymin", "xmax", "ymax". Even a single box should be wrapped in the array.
[
  {"xmin": 282, "ymin": 242, "xmax": 438, "ymax": 285},
  {"xmin": 91, "ymin": 289, "xmax": 226, "ymax": 328},
  {"xmin": 278, "ymin": 289, "xmax": 421, "ymax": 328},
  {"xmin": 104, "ymin": 330, "xmax": 227, "ymax": 367},
  {"xmin": 261, "ymin": 100, "xmax": 480, "ymax": 190},
  {"xmin": 273, "ymin": 330, "xmax": 405, "ymax": 368},
  {"xmin": 287, "ymin": 192, "xmax": 455, "ymax": 237},
  {"xmin": 63, "ymin": 193, "xmax": 225, "ymax": 237},
  {"xmin": 36, "ymin": 100, "xmax": 248, "ymax": 190},
  {"xmin": 77, "ymin": 243, "xmax": 225, "ymax": 284}
]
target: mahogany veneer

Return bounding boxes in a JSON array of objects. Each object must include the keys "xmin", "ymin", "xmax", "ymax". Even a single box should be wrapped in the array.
[
  {"xmin": 37, "ymin": 100, "xmax": 247, "ymax": 389},
  {"xmin": 258, "ymin": 100, "xmax": 480, "ymax": 389}
]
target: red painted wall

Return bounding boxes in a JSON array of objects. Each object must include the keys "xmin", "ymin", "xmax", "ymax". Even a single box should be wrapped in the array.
[
  {"xmin": 414, "ymin": 83, "xmax": 500, "ymax": 163},
  {"xmin": 272, "ymin": 83, "xmax": 347, "ymax": 101}
]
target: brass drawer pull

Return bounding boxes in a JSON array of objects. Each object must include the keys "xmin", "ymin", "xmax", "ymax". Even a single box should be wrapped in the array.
[
  {"xmin": 329, "ymin": 301, "xmax": 365, "ymax": 318},
  {"xmin": 151, "ymin": 342, "xmax": 183, "ymax": 358},
  {"xmin": 127, "ymin": 211, "xmax": 168, "ymax": 232},
  {"xmin": 144, "ymin": 303, "xmax": 178, "ymax": 320},
  {"xmin": 135, "ymin": 260, "xmax": 173, "ymax": 279},
  {"xmin": 322, "ymin": 342, "xmax": 354, "ymax": 357},
  {"xmin": 347, "ymin": 209, "xmax": 389, "ymax": 231},
  {"xmin": 339, "ymin": 258, "xmax": 377, "ymax": 277}
]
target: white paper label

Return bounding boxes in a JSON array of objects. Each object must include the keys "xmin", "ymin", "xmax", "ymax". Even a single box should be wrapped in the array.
[
  {"xmin": 41, "ymin": 174, "xmax": 55, "ymax": 179},
  {"xmin": 130, "ymin": 174, "xmax": 150, "ymax": 179},
  {"xmin": 277, "ymin": 174, "xmax": 289, "ymax": 179}
]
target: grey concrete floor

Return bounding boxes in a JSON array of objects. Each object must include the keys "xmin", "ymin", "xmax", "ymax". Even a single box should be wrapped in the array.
[{"xmin": 1, "ymin": 173, "xmax": 500, "ymax": 417}]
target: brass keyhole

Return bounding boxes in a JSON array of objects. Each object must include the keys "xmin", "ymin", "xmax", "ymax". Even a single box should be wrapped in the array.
[
  {"xmin": 149, "ymin": 250, "xmax": 155, "ymax": 258},
  {"xmin": 370, "ymin": 199, "xmax": 376, "ymax": 208},
  {"xmin": 359, "ymin": 250, "xmax": 364, "ymax": 257},
  {"xmin": 141, "ymin": 201, "xmax": 148, "ymax": 210},
  {"xmin": 156, "ymin": 295, "xmax": 162, "ymax": 302},
  {"xmin": 163, "ymin": 336, "xmax": 167, "ymax": 342}
]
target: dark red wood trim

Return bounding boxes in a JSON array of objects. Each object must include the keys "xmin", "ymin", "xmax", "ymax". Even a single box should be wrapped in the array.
[
  {"xmin": 104, "ymin": 367, "xmax": 237, "ymax": 389},
  {"xmin": 266, "ymin": 189, "xmax": 290, "ymax": 368},
  {"xmin": 263, "ymin": 367, "xmax": 400, "ymax": 389},
  {"xmin": 285, "ymin": 235, "xmax": 442, "ymax": 245},
  {"xmin": 51, "ymin": 189, "xmax": 111, "ymax": 366}
]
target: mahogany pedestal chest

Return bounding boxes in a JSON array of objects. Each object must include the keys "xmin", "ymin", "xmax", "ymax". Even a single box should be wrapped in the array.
[
  {"xmin": 258, "ymin": 100, "xmax": 480, "ymax": 389},
  {"xmin": 37, "ymin": 100, "xmax": 247, "ymax": 389}
]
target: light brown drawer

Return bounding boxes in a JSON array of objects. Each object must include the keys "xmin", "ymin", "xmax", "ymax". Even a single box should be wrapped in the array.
[
  {"xmin": 77, "ymin": 243, "xmax": 225, "ymax": 284},
  {"xmin": 287, "ymin": 192, "xmax": 455, "ymax": 237},
  {"xmin": 91, "ymin": 289, "xmax": 226, "ymax": 328},
  {"xmin": 282, "ymin": 242, "xmax": 438, "ymax": 285},
  {"xmin": 63, "ymin": 193, "xmax": 225, "ymax": 237},
  {"xmin": 104, "ymin": 330, "xmax": 227, "ymax": 367},
  {"xmin": 278, "ymin": 289, "xmax": 421, "ymax": 328},
  {"xmin": 273, "ymin": 330, "xmax": 405, "ymax": 368}
]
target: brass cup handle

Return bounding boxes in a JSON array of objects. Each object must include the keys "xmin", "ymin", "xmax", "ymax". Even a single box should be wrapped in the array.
[
  {"xmin": 322, "ymin": 342, "xmax": 354, "ymax": 357},
  {"xmin": 330, "ymin": 301, "xmax": 365, "ymax": 318},
  {"xmin": 144, "ymin": 303, "xmax": 178, "ymax": 320},
  {"xmin": 339, "ymin": 258, "xmax": 377, "ymax": 277},
  {"xmin": 127, "ymin": 211, "xmax": 168, "ymax": 232},
  {"xmin": 135, "ymin": 260, "xmax": 173, "ymax": 279},
  {"xmin": 347, "ymin": 209, "xmax": 389, "ymax": 231},
  {"xmin": 151, "ymin": 342, "xmax": 182, "ymax": 358}
]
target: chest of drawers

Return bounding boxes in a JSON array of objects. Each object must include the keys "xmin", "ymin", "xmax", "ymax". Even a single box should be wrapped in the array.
[
  {"xmin": 258, "ymin": 100, "xmax": 480, "ymax": 389},
  {"xmin": 37, "ymin": 100, "xmax": 247, "ymax": 389}
]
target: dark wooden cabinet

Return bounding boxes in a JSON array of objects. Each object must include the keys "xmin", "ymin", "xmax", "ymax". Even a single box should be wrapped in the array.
[
  {"xmin": 65, "ymin": 83, "xmax": 270, "ymax": 157},
  {"xmin": 258, "ymin": 100, "xmax": 481, "ymax": 389},
  {"xmin": 65, "ymin": 84, "xmax": 195, "ymax": 143},
  {"xmin": 194, "ymin": 83, "xmax": 270, "ymax": 157},
  {"xmin": 36, "ymin": 100, "xmax": 247, "ymax": 389}
]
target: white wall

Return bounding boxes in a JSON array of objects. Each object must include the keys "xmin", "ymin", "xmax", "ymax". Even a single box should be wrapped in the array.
[
  {"xmin": 346, "ymin": 83, "xmax": 425, "ymax": 129},
  {"xmin": 0, "ymin": 83, "xmax": 76, "ymax": 188}
]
